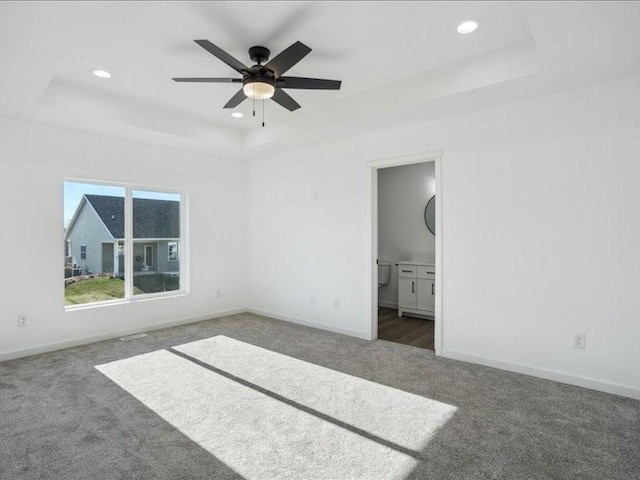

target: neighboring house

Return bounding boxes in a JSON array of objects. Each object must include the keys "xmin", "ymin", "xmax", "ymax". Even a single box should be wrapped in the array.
[{"xmin": 64, "ymin": 194, "xmax": 180, "ymax": 276}]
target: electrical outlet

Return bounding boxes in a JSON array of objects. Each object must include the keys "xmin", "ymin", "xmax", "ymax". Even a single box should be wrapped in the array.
[
  {"xmin": 17, "ymin": 314, "xmax": 28, "ymax": 328},
  {"xmin": 573, "ymin": 333, "xmax": 586, "ymax": 349},
  {"xmin": 310, "ymin": 294, "xmax": 315, "ymax": 306},
  {"xmin": 216, "ymin": 289, "xmax": 222, "ymax": 299},
  {"xmin": 334, "ymin": 299, "xmax": 340, "ymax": 309}
]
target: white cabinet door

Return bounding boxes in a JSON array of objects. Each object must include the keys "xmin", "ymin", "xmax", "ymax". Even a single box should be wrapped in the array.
[
  {"xmin": 398, "ymin": 277, "xmax": 417, "ymax": 309},
  {"xmin": 417, "ymin": 279, "xmax": 435, "ymax": 312}
]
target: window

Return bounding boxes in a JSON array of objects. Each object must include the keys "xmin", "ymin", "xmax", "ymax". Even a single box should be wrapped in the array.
[
  {"xmin": 168, "ymin": 241, "xmax": 179, "ymax": 261},
  {"xmin": 132, "ymin": 190, "xmax": 181, "ymax": 296},
  {"xmin": 64, "ymin": 181, "xmax": 186, "ymax": 308}
]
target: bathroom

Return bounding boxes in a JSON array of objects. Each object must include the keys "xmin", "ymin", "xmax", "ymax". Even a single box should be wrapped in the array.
[{"xmin": 377, "ymin": 160, "xmax": 436, "ymax": 350}]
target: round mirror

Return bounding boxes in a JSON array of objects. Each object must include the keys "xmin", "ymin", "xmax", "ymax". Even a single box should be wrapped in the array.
[{"xmin": 424, "ymin": 195, "xmax": 436, "ymax": 235}]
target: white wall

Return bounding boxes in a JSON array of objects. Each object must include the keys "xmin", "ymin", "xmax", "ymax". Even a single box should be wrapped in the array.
[
  {"xmin": 247, "ymin": 75, "xmax": 640, "ymax": 399},
  {"xmin": 2, "ymin": 74, "xmax": 639, "ymax": 400},
  {"xmin": 0, "ymin": 117, "xmax": 247, "ymax": 358},
  {"xmin": 377, "ymin": 162, "xmax": 435, "ymax": 307}
]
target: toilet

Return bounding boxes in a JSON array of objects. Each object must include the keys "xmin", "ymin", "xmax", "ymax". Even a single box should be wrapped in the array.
[{"xmin": 378, "ymin": 261, "xmax": 391, "ymax": 287}]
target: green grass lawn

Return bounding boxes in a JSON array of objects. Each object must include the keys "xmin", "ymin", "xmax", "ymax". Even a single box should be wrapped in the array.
[
  {"xmin": 65, "ymin": 275, "xmax": 179, "ymax": 305},
  {"xmin": 65, "ymin": 277, "xmax": 140, "ymax": 305}
]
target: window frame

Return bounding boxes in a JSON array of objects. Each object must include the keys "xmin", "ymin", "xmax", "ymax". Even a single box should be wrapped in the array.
[
  {"xmin": 80, "ymin": 245, "xmax": 87, "ymax": 260},
  {"xmin": 64, "ymin": 178, "xmax": 189, "ymax": 310}
]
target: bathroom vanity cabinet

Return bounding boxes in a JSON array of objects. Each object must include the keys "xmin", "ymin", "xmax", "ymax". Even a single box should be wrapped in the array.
[{"xmin": 398, "ymin": 262, "xmax": 435, "ymax": 318}]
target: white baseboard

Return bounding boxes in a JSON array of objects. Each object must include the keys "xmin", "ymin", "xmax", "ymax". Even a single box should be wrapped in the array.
[
  {"xmin": 442, "ymin": 348, "xmax": 640, "ymax": 401},
  {"xmin": 5, "ymin": 307, "xmax": 637, "ymax": 401},
  {"xmin": 377, "ymin": 301, "xmax": 397, "ymax": 309},
  {"xmin": 247, "ymin": 308, "xmax": 372, "ymax": 340},
  {"xmin": 0, "ymin": 308, "xmax": 247, "ymax": 362}
]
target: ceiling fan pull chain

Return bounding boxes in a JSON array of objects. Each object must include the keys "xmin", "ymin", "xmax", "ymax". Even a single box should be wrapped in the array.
[
  {"xmin": 253, "ymin": 95, "xmax": 256, "ymax": 117},
  {"xmin": 262, "ymin": 99, "xmax": 266, "ymax": 128}
]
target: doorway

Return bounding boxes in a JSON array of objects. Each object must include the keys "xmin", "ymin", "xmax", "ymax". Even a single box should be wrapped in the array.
[{"xmin": 370, "ymin": 151, "xmax": 443, "ymax": 354}]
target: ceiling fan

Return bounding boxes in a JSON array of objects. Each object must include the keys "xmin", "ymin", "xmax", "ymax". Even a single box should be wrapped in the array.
[{"xmin": 172, "ymin": 40, "xmax": 342, "ymax": 113}]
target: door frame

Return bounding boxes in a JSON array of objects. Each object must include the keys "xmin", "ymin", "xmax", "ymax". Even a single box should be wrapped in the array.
[
  {"xmin": 144, "ymin": 244, "xmax": 154, "ymax": 267},
  {"xmin": 369, "ymin": 150, "xmax": 444, "ymax": 354}
]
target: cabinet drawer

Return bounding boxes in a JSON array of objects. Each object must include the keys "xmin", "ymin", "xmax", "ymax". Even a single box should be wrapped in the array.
[
  {"xmin": 398, "ymin": 265, "xmax": 417, "ymax": 278},
  {"xmin": 417, "ymin": 266, "xmax": 436, "ymax": 279}
]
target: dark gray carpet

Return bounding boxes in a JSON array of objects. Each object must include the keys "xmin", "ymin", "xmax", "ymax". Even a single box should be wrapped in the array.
[{"xmin": 1, "ymin": 312, "xmax": 638, "ymax": 479}]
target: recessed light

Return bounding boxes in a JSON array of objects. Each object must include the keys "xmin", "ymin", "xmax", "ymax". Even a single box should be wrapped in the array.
[
  {"xmin": 457, "ymin": 20, "xmax": 479, "ymax": 35},
  {"xmin": 92, "ymin": 69, "xmax": 112, "ymax": 79},
  {"xmin": 231, "ymin": 112, "xmax": 244, "ymax": 118}
]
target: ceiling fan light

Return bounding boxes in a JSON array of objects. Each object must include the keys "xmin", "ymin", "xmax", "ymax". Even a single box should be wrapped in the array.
[{"xmin": 243, "ymin": 81, "xmax": 275, "ymax": 100}]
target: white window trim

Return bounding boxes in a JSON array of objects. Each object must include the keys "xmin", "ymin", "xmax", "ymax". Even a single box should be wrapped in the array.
[{"xmin": 64, "ymin": 178, "xmax": 189, "ymax": 311}]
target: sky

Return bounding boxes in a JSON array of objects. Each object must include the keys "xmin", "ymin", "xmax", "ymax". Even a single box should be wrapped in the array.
[{"xmin": 64, "ymin": 182, "xmax": 180, "ymax": 227}]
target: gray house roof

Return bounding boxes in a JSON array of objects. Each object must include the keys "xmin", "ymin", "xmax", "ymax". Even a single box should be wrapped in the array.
[{"xmin": 84, "ymin": 194, "xmax": 180, "ymax": 239}]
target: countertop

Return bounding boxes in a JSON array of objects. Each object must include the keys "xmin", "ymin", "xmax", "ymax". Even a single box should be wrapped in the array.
[{"xmin": 396, "ymin": 260, "xmax": 435, "ymax": 266}]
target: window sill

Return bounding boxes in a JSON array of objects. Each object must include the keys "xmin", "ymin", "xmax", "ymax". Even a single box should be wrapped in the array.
[{"xmin": 64, "ymin": 290, "xmax": 189, "ymax": 312}]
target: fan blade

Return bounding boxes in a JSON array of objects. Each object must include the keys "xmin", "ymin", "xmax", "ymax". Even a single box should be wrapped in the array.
[
  {"xmin": 277, "ymin": 76, "xmax": 341, "ymax": 90},
  {"xmin": 172, "ymin": 77, "xmax": 242, "ymax": 83},
  {"xmin": 194, "ymin": 40, "xmax": 248, "ymax": 73},
  {"xmin": 271, "ymin": 88, "xmax": 301, "ymax": 111},
  {"xmin": 265, "ymin": 41, "xmax": 311, "ymax": 77},
  {"xmin": 223, "ymin": 88, "xmax": 247, "ymax": 108}
]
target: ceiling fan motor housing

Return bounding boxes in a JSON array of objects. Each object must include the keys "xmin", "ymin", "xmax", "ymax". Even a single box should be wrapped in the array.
[{"xmin": 244, "ymin": 64, "xmax": 276, "ymax": 82}]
